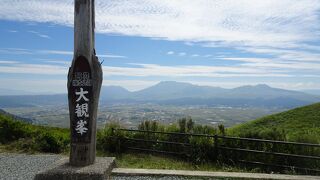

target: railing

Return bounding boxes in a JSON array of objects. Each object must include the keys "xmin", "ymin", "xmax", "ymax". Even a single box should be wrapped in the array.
[{"xmin": 112, "ymin": 128, "xmax": 320, "ymax": 175}]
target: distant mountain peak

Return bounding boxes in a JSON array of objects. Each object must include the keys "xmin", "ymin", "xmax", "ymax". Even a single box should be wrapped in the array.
[
  {"xmin": 147, "ymin": 81, "xmax": 196, "ymax": 89},
  {"xmin": 234, "ymin": 84, "xmax": 272, "ymax": 90},
  {"xmin": 157, "ymin": 81, "xmax": 191, "ymax": 86},
  {"xmin": 158, "ymin": 81, "xmax": 177, "ymax": 84},
  {"xmin": 255, "ymin": 84, "xmax": 271, "ymax": 88},
  {"xmin": 103, "ymin": 85, "xmax": 130, "ymax": 91}
]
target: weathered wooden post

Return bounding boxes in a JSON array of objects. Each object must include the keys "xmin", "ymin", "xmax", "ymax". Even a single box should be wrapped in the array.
[
  {"xmin": 35, "ymin": 1, "xmax": 115, "ymax": 178},
  {"xmin": 68, "ymin": 0, "xmax": 102, "ymax": 166}
]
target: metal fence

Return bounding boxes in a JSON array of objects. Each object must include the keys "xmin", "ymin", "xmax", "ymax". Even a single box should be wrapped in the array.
[{"xmin": 112, "ymin": 128, "xmax": 320, "ymax": 175}]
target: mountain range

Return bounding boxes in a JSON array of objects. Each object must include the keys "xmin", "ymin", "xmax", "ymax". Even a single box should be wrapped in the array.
[{"xmin": 0, "ymin": 81, "xmax": 319, "ymax": 108}]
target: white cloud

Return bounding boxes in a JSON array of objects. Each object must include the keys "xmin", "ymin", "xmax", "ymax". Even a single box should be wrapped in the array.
[
  {"xmin": 0, "ymin": 60, "xmax": 19, "ymax": 64},
  {"xmin": 167, "ymin": 51, "xmax": 174, "ymax": 55},
  {"xmin": 178, "ymin": 52, "xmax": 186, "ymax": 56},
  {"xmin": 241, "ymin": 61, "xmax": 320, "ymax": 71},
  {"xmin": 0, "ymin": 48, "xmax": 33, "ymax": 55},
  {"xmin": 28, "ymin": 30, "xmax": 51, "ymax": 39},
  {"xmin": 39, "ymin": 50, "xmax": 73, "ymax": 55},
  {"xmin": 0, "ymin": 48, "xmax": 125, "ymax": 59},
  {"xmin": 0, "ymin": 63, "xmax": 68, "ymax": 75},
  {"xmin": 40, "ymin": 50, "xmax": 126, "ymax": 58},
  {"xmin": 0, "ymin": 1, "xmax": 74, "ymax": 26},
  {"xmin": 0, "ymin": 78, "xmax": 66, "ymax": 94},
  {"xmin": 0, "ymin": 0, "xmax": 318, "ymax": 48},
  {"xmin": 220, "ymin": 57, "xmax": 272, "ymax": 63},
  {"xmin": 1, "ymin": 0, "xmax": 320, "ymax": 92},
  {"xmin": 0, "ymin": 61, "xmax": 294, "ymax": 77},
  {"xmin": 219, "ymin": 56, "xmax": 320, "ymax": 74},
  {"xmin": 1, "ymin": 0, "xmax": 320, "ymax": 76},
  {"xmin": 97, "ymin": 54, "xmax": 126, "ymax": 58},
  {"xmin": 103, "ymin": 63, "xmax": 292, "ymax": 78},
  {"xmin": 44, "ymin": 60, "xmax": 70, "ymax": 65},
  {"xmin": 0, "ymin": 48, "xmax": 72, "ymax": 55},
  {"xmin": 237, "ymin": 46, "xmax": 320, "ymax": 62}
]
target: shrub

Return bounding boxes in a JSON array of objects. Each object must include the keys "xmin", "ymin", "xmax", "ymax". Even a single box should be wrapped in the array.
[
  {"xmin": 0, "ymin": 114, "xmax": 69, "ymax": 153},
  {"xmin": 34, "ymin": 130, "xmax": 69, "ymax": 153},
  {"xmin": 97, "ymin": 122, "xmax": 125, "ymax": 153},
  {"xmin": 189, "ymin": 135, "xmax": 214, "ymax": 163},
  {"xmin": 0, "ymin": 115, "xmax": 29, "ymax": 143}
]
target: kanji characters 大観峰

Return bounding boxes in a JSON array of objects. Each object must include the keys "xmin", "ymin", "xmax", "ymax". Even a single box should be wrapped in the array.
[
  {"xmin": 75, "ymin": 119, "xmax": 88, "ymax": 135},
  {"xmin": 75, "ymin": 103, "xmax": 89, "ymax": 117},
  {"xmin": 75, "ymin": 87, "xmax": 90, "ymax": 136},
  {"xmin": 75, "ymin": 87, "xmax": 89, "ymax": 102}
]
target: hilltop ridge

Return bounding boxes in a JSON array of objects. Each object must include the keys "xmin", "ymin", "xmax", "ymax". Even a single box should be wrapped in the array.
[{"xmin": 229, "ymin": 102, "xmax": 320, "ymax": 143}]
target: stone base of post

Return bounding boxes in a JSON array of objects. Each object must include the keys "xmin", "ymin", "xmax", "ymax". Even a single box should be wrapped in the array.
[{"xmin": 34, "ymin": 157, "xmax": 116, "ymax": 180}]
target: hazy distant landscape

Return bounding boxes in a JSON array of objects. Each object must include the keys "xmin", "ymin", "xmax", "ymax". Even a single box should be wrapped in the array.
[
  {"xmin": 0, "ymin": 81, "xmax": 318, "ymax": 128},
  {"xmin": 3, "ymin": 104, "xmax": 282, "ymax": 128}
]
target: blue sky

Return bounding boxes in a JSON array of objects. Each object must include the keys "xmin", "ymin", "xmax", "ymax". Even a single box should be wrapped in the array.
[{"xmin": 0, "ymin": 0, "xmax": 320, "ymax": 93}]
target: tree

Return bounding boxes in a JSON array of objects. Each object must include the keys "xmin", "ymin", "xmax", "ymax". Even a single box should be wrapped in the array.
[
  {"xmin": 178, "ymin": 118, "xmax": 187, "ymax": 133},
  {"xmin": 218, "ymin": 124, "xmax": 225, "ymax": 136},
  {"xmin": 186, "ymin": 117, "xmax": 194, "ymax": 133}
]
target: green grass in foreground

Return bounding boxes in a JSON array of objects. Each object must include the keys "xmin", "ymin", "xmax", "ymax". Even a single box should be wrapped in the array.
[
  {"xmin": 0, "ymin": 141, "xmax": 250, "ymax": 173},
  {"xmin": 97, "ymin": 151, "xmax": 255, "ymax": 173}
]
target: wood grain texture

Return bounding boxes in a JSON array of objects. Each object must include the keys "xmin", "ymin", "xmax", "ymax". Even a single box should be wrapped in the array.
[{"xmin": 67, "ymin": 0, "xmax": 103, "ymax": 166}]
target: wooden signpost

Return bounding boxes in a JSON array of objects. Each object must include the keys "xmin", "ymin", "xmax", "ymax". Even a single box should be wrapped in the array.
[
  {"xmin": 68, "ymin": 0, "xmax": 102, "ymax": 166},
  {"xmin": 35, "ymin": 1, "xmax": 115, "ymax": 179}
]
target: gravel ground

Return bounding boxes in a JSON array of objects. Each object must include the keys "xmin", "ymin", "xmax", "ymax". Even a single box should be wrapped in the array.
[
  {"xmin": 0, "ymin": 153, "xmax": 62, "ymax": 180},
  {"xmin": 0, "ymin": 153, "xmax": 213, "ymax": 180}
]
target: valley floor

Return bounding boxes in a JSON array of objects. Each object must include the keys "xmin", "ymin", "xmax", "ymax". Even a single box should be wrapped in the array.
[{"xmin": 3, "ymin": 104, "xmax": 283, "ymax": 128}]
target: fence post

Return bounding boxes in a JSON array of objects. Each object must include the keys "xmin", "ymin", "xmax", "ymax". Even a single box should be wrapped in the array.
[
  {"xmin": 214, "ymin": 134, "xmax": 218, "ymax": 160},
  {"xmin": 117, "ymin": 129, "xmax": 121, "ymax": 152},
  {"xmin": 111, "ymin": 127, "xmax": 114, "ymax": 136}
]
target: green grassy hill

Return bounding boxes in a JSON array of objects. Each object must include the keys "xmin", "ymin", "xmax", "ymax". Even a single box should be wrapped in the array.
[{"xmin": 228, "ymin": 103, "xmax": 320, "ymax": 143}]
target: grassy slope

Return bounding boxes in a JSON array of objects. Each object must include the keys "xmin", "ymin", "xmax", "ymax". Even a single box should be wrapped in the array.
[
  {"xmin": 228, "ymin": 103, "xmax": 320, "ymax": 143},
  {"xmin": 0, "ymin": 113, "xmax": 69, "ymax": 153}
]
